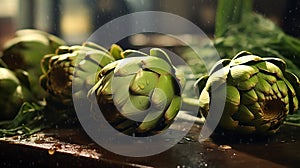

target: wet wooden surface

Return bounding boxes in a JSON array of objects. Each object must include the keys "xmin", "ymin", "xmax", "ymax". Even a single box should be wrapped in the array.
[{"xmin": 0, "ymin": 123, "xmax": 299, "ymax": 168}]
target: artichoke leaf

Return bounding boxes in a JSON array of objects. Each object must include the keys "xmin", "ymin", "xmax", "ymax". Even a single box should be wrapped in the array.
[
  {"xmin": 276, "ymin": 80, "xmax": 288, "ymax": 97},
  {"xmin": 236, "ymin": 75, "xmax": 258, "ymax": 91},
  {"xmin": 271, "ymin": 83, "xmax": 282, "ymax": 98},
  {"xmin": 263, "ymin": 57, "xmax": 287, "ymax": 72},
  {"xmin": 84, "ymin": 51, "xmax": 115, "ymax": 68},
  {"xmin": 114, "ymin": 57, "xmax": 143, "ymax": 76},
  {"xmin": 137, "ymin": 110, "xmax": 164, "ymax": 133},
  {"xmin": 115, "ymin": 120, "xmax": 137, "ymax": 131},
  {"xmin": 164, "ymin": 96, "xmax": 182, "ymax": 123},
  {"xmin": 150, "ymin": 48, "xmax": 173, "ymax": 66},
  {"xmin": 130, "ymin": 70, "xmax": 159, "ymax": 95},
  {"xmin": 121, "ymin": 49, "xmax": 148, "ymax": 58},
  {"xmin": 151, "ymin": 75, "xmax": 175, "ymax": 110},
  {"xmin": 254, "ymin": 77, "xmax": 273, "ymax": 95},
  {"xmin": 218, "ymin": 114, "xmax": 239, "ymax": 130},
  {"xmin": 111, "ymin": 75, "xmax": 135, "ymax": 106},
  {"xmin": 83, "ymin": 41, "xmax": 111, "ymax": 55},
  {"xmin": 257, "ymin": 72, "xmax": 277, "ymax": 85},
  {"xmin": 284, "ymin": 71, "xmax": 300, "ymax": 102},
  {"xmin": 206, "ymin": 68, "xmax": 228, "ymax": 91},
  {"xmin": 141, "ymin": 57, "xmax": 173, "ymax": 75},
  {"xmin": 230, "ymin": 65, "xmax": 259, "ymax": 81},
  {"xmin": 247, "ymin": 102, "xmax": 263, "ymax": 118},
  {"xmin": 199, "ymin": 89, "xmax": 210, "ymax": 116},
  {"xmin": 226, "ymin": 85, "xmax": 240, "ymax": 107},
  {"xmin": 241, "ymin": 89, "xmax": 258, "ymax": 105},
  {"xmin": 208, "ymin": 59, "xmax": 231, "ymax": 75},
  {"xmin": 230, "ymin": 55, "xmax": 262, "ymax": 66},
  {"xmin": 256, "ymin": 61, "xmax": 284, "ymax": 79},
  {"xmin": 110, "ymin": 44, "xmax": 124, "ymax": 60},
  {"xmin": 232, "ymin": 104, "xmax": 255, "ymax": 123},
  {"xmin": 231, "ymin": 51, "xmax": 253, "ymax": 60},
  {"xmin": 194, "ymin": 75, "xmax": 209, "ymax": 96},
  {"xmin": 118, "ymin": 97, "xmax": 149, "ymax": 121}
]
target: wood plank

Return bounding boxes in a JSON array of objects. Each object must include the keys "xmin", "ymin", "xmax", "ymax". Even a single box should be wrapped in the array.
[{"xmin": 0, "ymin": 121, "xmax": 299, "ymax": 167}]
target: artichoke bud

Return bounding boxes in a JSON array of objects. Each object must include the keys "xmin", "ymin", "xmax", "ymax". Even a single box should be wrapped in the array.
[
  {"xmin": 40, "ymin": 42, "xmax": 117, "ymax": 109},
  {"xmin": 1, "ymin": 29, "xmax": 66, "ymax": 99},
  {"xmin": 88, "ymin": 48, "xmax": 184, "ymax": 136},
  {"xmin": 0, "ymin": 68, "xmax": 32, "ymax": 121},
  {"xmin": 196, "ymin": 51, "xmax": 300, "ymax": 135}
]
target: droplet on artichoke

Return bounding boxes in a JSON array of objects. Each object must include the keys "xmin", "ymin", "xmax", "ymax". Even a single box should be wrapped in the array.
[{"xmin": 196, "ymin": 51, "xmax": 300, "ymax": 135}]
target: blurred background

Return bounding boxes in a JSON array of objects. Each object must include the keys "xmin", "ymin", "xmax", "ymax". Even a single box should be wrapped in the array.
[{"xmin": 0, "ymin": 0, "xmax": 300, "ymax": 49}]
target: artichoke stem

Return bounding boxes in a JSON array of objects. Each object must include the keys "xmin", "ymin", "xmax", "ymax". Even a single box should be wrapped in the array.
[{"xmin": 283, "ymin": 122, "xmax": 300, "ymax": 127}]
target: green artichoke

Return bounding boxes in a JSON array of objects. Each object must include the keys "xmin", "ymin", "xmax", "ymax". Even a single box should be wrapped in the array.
[
  {"xmin": 1, "ymin": 29, "xmax": 66, "ymax": 99},
  {"xmin": 40, "ymin": 42, "xmax": 121, "ymax": 109},
  {"xmin": 195, "ymin": 51, "xmax": 300, "ymax": 134},
  {"xmin": 0, "ymin": 67, "xmax": 32, "ymax": 121},
  {"xmin": 88, "ymin": 48, "xmax": 185, "ymax": 136}
]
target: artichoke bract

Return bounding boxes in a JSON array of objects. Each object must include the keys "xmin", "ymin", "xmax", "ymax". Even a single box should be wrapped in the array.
[
  {"xmin": 88, "ymin": 48, "xmax": 185, "ymax": 136},
  {"xmin": 40, "ymin": 42, "xmax": 120, "ymax": 110},
  {"xmin": 196, "ymin": 51, "xmax": 300, "ymax": 134},
  {"xmin": 1, "ymin": 29, "xmax": 66, "ymax": 99},
  {"xmin": 0, "ymin": 67, "xmax": 32, "ymax": 121}
]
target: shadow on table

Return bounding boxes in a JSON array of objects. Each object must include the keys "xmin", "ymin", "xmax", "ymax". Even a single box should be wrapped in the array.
[{"xmin": 209, "ymin": 125, "xmax": 300, "ymax": 167}]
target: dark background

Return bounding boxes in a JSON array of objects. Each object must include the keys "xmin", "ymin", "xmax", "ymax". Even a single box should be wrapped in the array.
[{"xmin": 0, "ymin": 0, "xmax": 300, "ymax": 49}]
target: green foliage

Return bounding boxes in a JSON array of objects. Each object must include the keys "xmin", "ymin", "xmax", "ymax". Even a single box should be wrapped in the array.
[
  {"xmin": 213, "ymin": 0, "xmax": 300, "ymax": 126},
  {"xmin": 0, "ymin": 102, "xmax": 46, "ymax": 137}
]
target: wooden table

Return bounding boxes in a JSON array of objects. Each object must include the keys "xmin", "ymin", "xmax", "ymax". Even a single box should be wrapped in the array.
[{"xmin": 0, "ymin": 122, "xmax": 299, "ymax": 168}]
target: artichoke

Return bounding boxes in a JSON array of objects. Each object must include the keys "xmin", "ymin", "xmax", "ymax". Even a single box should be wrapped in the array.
[
  {"xmin": 88, "ymin": 48, "xmax": 185, "ymax": 136},
  {"xmin": 2, "ymin": 29, "xmax": 65, "ymax": 70},
  {"xmin": 0, "ymin": 67, "xmax": 32, "ymax": 121},
  {"xmin": 1, "ymin": 29, "xmax": 66, "ymax": 99},
  {"xmin": 40, "ymin": 42, "xmax": 121, "ymax": 109},
  {"xmin": 195, "ymin": 51, "xmax": 300, "ymax": 134}
]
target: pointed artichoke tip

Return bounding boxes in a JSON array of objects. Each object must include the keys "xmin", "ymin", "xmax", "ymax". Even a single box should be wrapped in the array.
[{"xmin": 235, "ymin": 50, "xmax": 252, "ymax": 57}]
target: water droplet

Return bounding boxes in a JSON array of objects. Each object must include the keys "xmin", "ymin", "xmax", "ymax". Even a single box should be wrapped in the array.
[
  {"xmin": 139, "ymin": 84, "xmax": 145, "ymax": 89},
  {"xmin": 183, "ymin": 136, "xmax": 196, "ymax": 142},
  {"xmin": 199, "ymin": 161, "xmax": 208, "ymax": 167},
  {"xmin": 206, "ymin": 148, "xmax": 214, "ymax": 152},
  {"xmin": 231, "ymin": 153, "xmax": 237, "ymax": 159},
  {"xmin": 178, "ymin": 136, "xmax": 196, "ymax": 144},
  {"xmin": 197, "ymin": 152, "xmax": 203, "ymax": 155},
  {"xmin": 48, "ymin": 144, "xmax": 62, "ymax": 155},
  {"xmin": 218, "ymin": 145, "xmax": 232, "ymax": 151},
  {"xmin": 178, "ymin": 139, "xmax": 185, "ymax": 144},
  {"xmin": 48, "ymin": 149, "xmax": 55, "ymax": 155}
]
